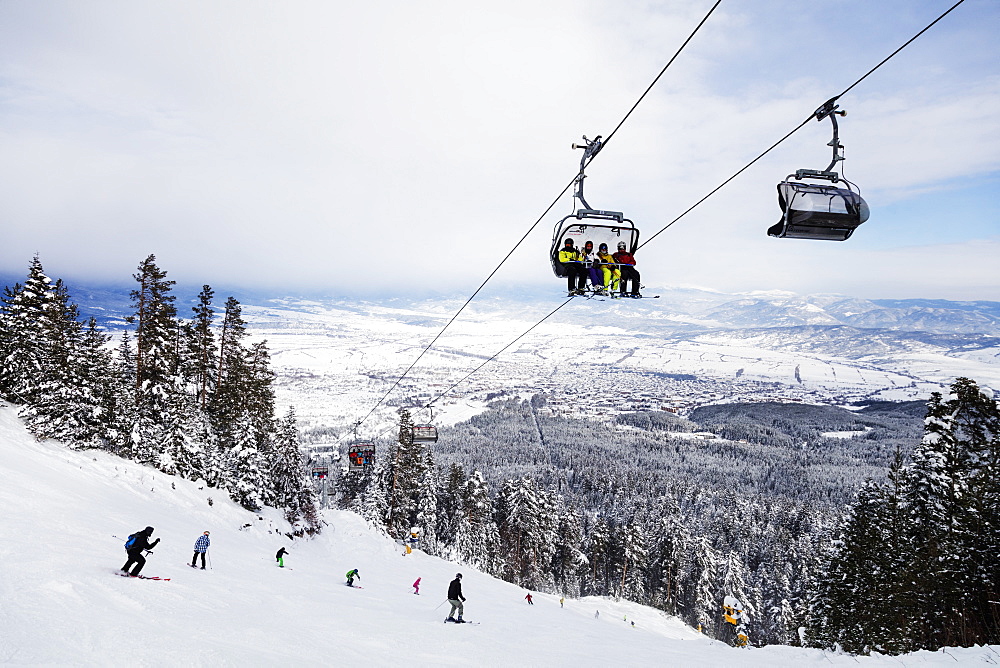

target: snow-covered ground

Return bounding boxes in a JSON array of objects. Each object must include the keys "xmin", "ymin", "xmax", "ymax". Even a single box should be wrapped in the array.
[
  {"xmin": 2, "ymin": 402, "xmax": 998, "ymax": 666},
  {"xmin": 233, "ymin": 297, "xmax": 1000, "ymax": 437}
]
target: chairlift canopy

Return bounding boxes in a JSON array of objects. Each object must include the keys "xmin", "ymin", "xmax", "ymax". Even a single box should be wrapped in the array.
[{"xmin": 769, "ymin": 180, "xmax": 869, "ymax": 241}]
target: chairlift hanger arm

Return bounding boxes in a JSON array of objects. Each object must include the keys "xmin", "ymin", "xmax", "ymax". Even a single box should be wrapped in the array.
[
  {"xmin": 570, "ymin": 135, "xmax": 603, "ymax": 210},
  {"xmin": 809, "ymin": 97, "xmax": 848, "ymax": 177}
]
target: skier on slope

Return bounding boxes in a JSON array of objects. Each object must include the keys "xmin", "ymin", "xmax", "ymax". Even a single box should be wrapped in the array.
[
  {"xmin": 412, "ymin": 577, "xmax": 421, "ymax": 595},
  {"xmin": 121, "ymin": 526, "xmax": 160, "ymax": 577},
  {"xmin": 346, "ymin": 568, "xmax": 360, "ymax": 586},
  {"xmin": 524, "ymin": 593, "xmax": 533, "ymax": 605},
  {"xmin": 445, "ymin": 573, "xmax": 466, "ymax": 623},
  {"xmin": 190, "ymin": 531, "xmax": 210, "ymax": 569},
  {"xmin": 276, "ymin": 547, "xmax": 288, "ymax": 568}
]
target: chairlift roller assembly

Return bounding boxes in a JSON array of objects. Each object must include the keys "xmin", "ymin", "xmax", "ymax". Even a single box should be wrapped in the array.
[
  {"xmin": 550, "ymin": 135, "xmax": 640, "ymax": 276},
  {"xmin": 769, "ymin": 98, "xmax": 869, "ymax": 241}
]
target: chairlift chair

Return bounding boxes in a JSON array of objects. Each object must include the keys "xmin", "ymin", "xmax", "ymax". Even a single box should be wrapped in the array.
[
  {"xmin": 411, "ymin": 406, "xmax": 439, "ymax": 443},
  {"xmin": 768, "ymin": 98, "xmax": 869, "ymax": 241},
  {"xmin": 347, "ymin": 443, "xmax": 375, "ymax": 472},
  {"xmin": 550, "ymin": 135, "xmax": 640, "ymax": 278},
  {"xmin": 412, "ymin": 424, "xmax": 438, "ymax": 443}
]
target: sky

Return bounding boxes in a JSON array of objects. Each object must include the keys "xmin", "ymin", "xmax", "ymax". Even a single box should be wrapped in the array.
[{"xmin": 1, "ymin": 0, "xmax": 998, "ymax": 300}]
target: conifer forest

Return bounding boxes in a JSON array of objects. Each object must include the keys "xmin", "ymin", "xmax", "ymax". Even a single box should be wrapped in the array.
[{"xmin": 2, "ymin": 255, "xmax": 998, "ymax": 654}]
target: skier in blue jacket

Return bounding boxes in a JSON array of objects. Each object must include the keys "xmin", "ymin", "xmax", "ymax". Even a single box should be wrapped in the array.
[{"xmin": 191, "ymin": 531, "xmax": 210, "ymax": 569}]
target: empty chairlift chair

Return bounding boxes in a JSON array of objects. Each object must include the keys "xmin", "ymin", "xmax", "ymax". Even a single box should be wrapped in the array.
[
  {"xmin": 770, "ymin": 176, "xmax": 869, "ymax": 241},
  {"xmin": 411, "ymin": 423, "xmax": 438, "ymax": 443},
  {"xmin": 768, "ymin": 97, "xmax": 869, "ymax": 241}
]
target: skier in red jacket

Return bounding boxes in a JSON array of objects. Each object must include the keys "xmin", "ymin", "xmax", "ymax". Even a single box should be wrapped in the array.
[{"xmin": 612, "ymin": 241, "xmax": 641, "ymax": 298}]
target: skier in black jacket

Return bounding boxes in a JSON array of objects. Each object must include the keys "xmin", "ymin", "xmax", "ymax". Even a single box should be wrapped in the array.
[
  {"xmin": 121, "ymin": 526, "xmax": 160, "ymax": 576},
  {"xmin": 446, "ymin": 573, "xmax": 466, "ymax": 623}
]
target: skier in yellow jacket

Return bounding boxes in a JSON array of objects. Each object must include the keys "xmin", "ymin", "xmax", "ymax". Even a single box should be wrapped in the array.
[
  {"xmin": 558, "ymin": 238, "xmax": 587, "ymax": 295},
  {"xmin": 595, "ymin": 243, "xmax": 620, "ymax": 297}
]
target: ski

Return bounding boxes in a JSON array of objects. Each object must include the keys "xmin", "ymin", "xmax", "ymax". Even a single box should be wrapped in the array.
[
  {"xmin": 443, "ymin": 619, "xmax": 479, "ymax": 625},
  {"xmin": 115, "ymin": 572, "xmax": 170, "ymax": 581},
  {"xmin": 344, "ymin": 584, "xmax": 363, "ymax": 589}
]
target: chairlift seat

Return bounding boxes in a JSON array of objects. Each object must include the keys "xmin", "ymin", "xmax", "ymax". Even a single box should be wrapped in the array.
[
  {"xmin": 550, "ymin": 216, "xmax": 639, "ymax": 278},
  {"xmin": 412, "ymin": 424, "xmax": 438, "ymax": 443},
  {"xmin": 769, "ymin": 180, "xmax": 869, "ymax": 241}
]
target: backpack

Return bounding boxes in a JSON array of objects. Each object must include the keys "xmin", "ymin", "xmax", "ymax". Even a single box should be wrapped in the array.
[{"xmin": 125, "ymin": 534, "xmax": 137, "ymax": 549}]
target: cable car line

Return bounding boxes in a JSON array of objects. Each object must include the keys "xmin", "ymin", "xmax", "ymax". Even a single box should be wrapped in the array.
[
  {"xmin": 637, "ymin": 0, "xmax": 967, "ymax": 252},
  {"xmin": 422, "ymin": 297, "xmax": 576, "ymax": 410},
  {"xmin": 347, "ymin": 297, "xmax": 575, "ymax": 447},
  {"xmin": 595, "ymin": 0, "xmax": 722, "ymax": 160},
  {"xmin": 347, "ymin": 1, "xmax": 723, "ymax": 435}
]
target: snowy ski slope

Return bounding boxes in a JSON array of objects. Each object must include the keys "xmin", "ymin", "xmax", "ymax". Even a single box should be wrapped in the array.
[{"xmin": 1, "ymin": 402, "xmax": 996, "ymax": 667}]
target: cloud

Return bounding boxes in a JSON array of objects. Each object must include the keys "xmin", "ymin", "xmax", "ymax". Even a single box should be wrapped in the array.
[{"xmin": 0, "ymin": 0, "xmax": 997, "ymax": 299}]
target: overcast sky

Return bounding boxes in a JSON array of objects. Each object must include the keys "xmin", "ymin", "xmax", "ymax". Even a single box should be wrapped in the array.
[{"xmin": 1, "ymin": 0, "xmax": 997, "ymax": 301}]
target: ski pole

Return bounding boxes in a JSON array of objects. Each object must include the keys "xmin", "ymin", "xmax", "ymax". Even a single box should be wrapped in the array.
[
  {"xmin": 207, "ymin": 549, "xmax": 213, "ymax": 570},
  {"xmin": 434, "ymin": 599, "xmax": 449, "ymax": 611}
]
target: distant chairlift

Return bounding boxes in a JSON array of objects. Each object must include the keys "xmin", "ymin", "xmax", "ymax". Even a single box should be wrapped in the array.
[
  {"xmin": 550, "ymin": 135, "xmax": 640, "ymax": 280},
  {"xmin": 347, "ymin": 443, "xmax": 375, "ymax": 472},
  {"xmin": 768, "ymin": 98, "xmax": 869, "ymax": 241},
  {"xmin": 411, "ymin": 406, "xmax": 439, "ymax": 443}
]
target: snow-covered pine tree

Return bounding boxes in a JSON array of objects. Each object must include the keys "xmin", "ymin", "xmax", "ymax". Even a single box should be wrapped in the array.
[
  {"xmin": 127, "ymin": 254, "xmax": 178, "ymax": 466},
  {"xmin": 585, "ymin": 516, "xmax": 612, "ymax": 596},
  {"xmin": 495, "ymin": 477, "xmax": 558, "ymax": 590},
  {"xmin": 551, "ymin": 501, "xmax": 587, "ymax": 598},
  {"xmin": 618, "ymin": 520, "xmax": 648, "ymax": 601},
  {"xmin": 209, "ymin": 295, "xmax": 248, "ymax": 460},
  {"xmin": 386, "ymin": 409, "xmax": 427, "ymax": 538},
  {"xmin": 188, "ymin": 285, "xmax": 217, "ymax": 412},
  {"xmin": 414, "ymin": 448, "xmax": 439, "ymax": 555},
  {"xmin": 224, "ymin": 341, "xmax": 277, "ymax": 510},
  {"xmin": 18, "ymin": 278, "xmax": 107, "ymax": 445},
  {"xmin": 454, "ymin": 470, "xmax": 499, "ymax": 574},
  {"xmin": 270, "ymin": 406, "xmax": 321, "ymax": 533},
  {"xmin": 688, "ymin": 535, "xmax": 721, "ymax": 637},
  {"xmin": 719, "ymin": 549, "xmax": 754, "ymax": 642},
  {"xmin": 436, "ymin": 463, "xmax": 466, "ymax": 552},
  {"xmin": 0, "ymin": 256, "xmax": 57, "ymax": 405}
]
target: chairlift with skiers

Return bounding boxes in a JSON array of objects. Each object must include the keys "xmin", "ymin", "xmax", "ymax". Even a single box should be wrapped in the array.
[{"xmin": 550, "ymin": 136, "xmax": 640, "ymax": 280}]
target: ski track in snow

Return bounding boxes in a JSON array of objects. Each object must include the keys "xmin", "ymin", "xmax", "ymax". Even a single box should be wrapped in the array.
[{"xmin": 2, "ymin": 402, "xmax": 998, "ymax": 666}]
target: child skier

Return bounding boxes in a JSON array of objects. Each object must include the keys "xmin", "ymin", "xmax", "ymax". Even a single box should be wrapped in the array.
[
  {"xmin": 275, "ymin": 547, "xmax": 288, "ymax": 568},
  {"xmin": 412, "ymin": 577, "xmax": 421, "ymax": 595},
  {"xmin": 346, "ymin": 568, "xmax": 360, "ymax": 586}
]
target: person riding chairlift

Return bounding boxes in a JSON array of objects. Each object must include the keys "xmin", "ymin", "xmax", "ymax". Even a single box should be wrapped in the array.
[
  {"xmin": 558, "ymin": 238, "xmax": 586, "ymax": 296},
  {"xmin": 612, "ymin": 241, "xmax": 641, "ymax": 298},
  {"xmin": 596, "ymin": 242, "xmax": 620, "ymax": 297}
]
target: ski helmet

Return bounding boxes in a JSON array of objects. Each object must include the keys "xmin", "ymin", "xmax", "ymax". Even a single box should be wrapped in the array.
[
  {"xmin": 617, "ymin": 241, "xmax": 626, "ymax": 250},
  {"xmin": 456, "ymin": 573, "xmax": 463, "ymax": 579},
  {"xmin": 564, "ymin": 238, "xmax": 574, "ymax": 246},
  {"xmin": 599, "ymin": 243, "xmax": 608, "ymax": 251},
  {"xmin": 144, "ymin": 526, "xmax": 154, "ymax": 534}
]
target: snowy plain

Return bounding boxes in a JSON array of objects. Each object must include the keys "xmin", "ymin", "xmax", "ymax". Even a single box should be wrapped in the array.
[
  {"xmin": 2, "ymin": 403, "xmax": 998, "ymax": 667},
  {"xmin": 231, "ymin": 293, "xmax": 1000, "ymax": 439}
]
